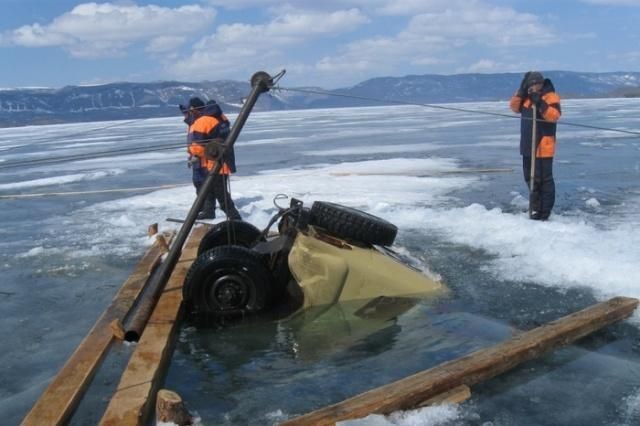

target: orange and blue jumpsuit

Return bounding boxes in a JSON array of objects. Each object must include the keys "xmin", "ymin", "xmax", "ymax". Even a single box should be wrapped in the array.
[
  {"xmin": 510, "ymin": 79, "xmax": 562, "ymax": 218},
  {"xmin": 187, "ymin": 105, "xmax": 240, "ymax": 220}
]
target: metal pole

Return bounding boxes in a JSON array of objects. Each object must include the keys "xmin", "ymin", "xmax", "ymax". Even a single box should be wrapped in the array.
[
  {"xmin": 124, "ymin": 71, "xmax": 276, "ymax": 342},
  {"xmin": 528, "ymin": 106, "xmax": 537, "ymax": 219}
]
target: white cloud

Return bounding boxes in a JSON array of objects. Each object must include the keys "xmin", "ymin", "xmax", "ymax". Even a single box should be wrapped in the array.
[
  {"xmin": 312, "ymin": 1, "xmax": 555, "ymax": 82},
  {"xmin": 0, "ymin": 0, "xmax": 569, "ymax": 88},
  {"xmin": 9, "ymin": 23, "xmax": 72, "ymax": 47},
  {"xmin": 146, "ymin": 36, "xmax": 188, "ymax": 54},
  {"xmin": 203, "ymin": 0, "xmax": 376, "ymax": 11},
  {"xmin": 399, "ymin": 4, "xmax": 554, "ymax": 47},
  {"xmin": 167, "ymin": 0, "xmax": 558, "ymax": 87},
  {"xmin": 202, "ymin": 8, "xmax": 368, "ymax": 47},
  {"xmin": 374, "ymin": 0, "xmax": 458, "ymax": 15},
  {"xmin": 3, "ymin": 3, "xmax": 215, "ymax": 57},
  {"xmin": 203, "ymin": 0, "xmax": 277, "ymax": 9},
  {"xmin": 169, "ymin": 8, "xmax": 369, "ymax": 81}
]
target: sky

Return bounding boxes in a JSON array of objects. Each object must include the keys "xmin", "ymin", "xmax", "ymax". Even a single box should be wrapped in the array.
[{"xmin": 0, "ymin": 0, "xmax": 639, "ymax": 89}]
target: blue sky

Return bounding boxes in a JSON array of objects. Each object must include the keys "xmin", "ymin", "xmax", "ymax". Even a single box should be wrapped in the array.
[{"xmin": 0, "ymin": 0, "xmax": 639, "ymax": 89}]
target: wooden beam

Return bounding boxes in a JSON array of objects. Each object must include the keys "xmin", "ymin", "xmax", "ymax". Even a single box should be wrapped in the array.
[
  {"xmin": 156, "ymin": 389, "xmax": 194, "ymax": 425},
  {"xmin": 21, "ymin": 231, "xmax": 175, "ymax": 426},
  {"xmin": 99, "ymin": 225, "xmax": 207, "ymax": 426},
  {"xmin": 281, "ymin": 296, "xmax": 638, "ymax": 426}
]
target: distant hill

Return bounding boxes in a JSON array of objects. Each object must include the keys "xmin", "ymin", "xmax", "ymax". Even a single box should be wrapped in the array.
[
  {"xmin": 0, "ymin": 80, "xmax": 278, "ymax": 127},
  {"xmin": 1, "ymin": 71, "xmax": 639, "ymax": 127},
  {"xmin": 307, "ymin": 71, "xmax": 640, "ymax": 108}
]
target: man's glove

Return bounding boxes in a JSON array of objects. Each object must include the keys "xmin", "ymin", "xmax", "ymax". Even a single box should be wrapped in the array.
[
  {"xmin": 205, "ymin": 139, "xmax": 225, "ymax": 161},
  {"xmin": 517, "ymin": 72, "xmax": 531, "ymax": 98},
  {"xmin": 187, "ymin": 156, "xmax": 199, "ymax": 169}
]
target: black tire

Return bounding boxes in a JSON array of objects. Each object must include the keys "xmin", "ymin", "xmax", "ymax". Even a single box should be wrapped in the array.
[
  {"xmin": 309, "ymin": 201, "xmax": 397, "ymax": 246},
  {"xmin": 198, "ymin": 220, "xmax": 264, "ymax": 255},
  {"xmin": 183, "ymin": 246, "xmax": 274, "ymax": 316}
]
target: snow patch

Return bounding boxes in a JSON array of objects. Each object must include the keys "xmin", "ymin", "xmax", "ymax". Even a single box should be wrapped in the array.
[
  {"xmin": 585, "ymin": 197, "xmax": 601, "ymax": 208},
  {"xmin": 338, "ymin": 404, "xmax": 461, "ymax": 426}
]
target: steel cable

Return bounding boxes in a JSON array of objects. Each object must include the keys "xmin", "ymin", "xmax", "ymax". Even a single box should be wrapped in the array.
[
  {"xmin": 1, "ymin": 86, "xmax": 639, "ymax": 175},
  {"xmin": 275, "ymin": 86, "xmax": 640, "ymax": 137},
  {"xmin": 0, "ymin": 137, "xmax": 224, "ymax": 170},
  {"xmin": 0, "ymin": 86, "xmax": 640, "ymax": 190}
]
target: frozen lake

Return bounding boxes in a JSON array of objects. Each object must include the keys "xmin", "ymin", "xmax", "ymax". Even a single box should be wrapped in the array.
[{"xmin": 1, "ymin": 98, "xmax": 640, "ymax": 425}]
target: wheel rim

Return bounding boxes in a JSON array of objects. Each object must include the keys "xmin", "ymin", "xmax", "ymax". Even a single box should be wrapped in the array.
[{"xmin": 204, "ymin": 268, "xmax": 252, "ymax": 312}]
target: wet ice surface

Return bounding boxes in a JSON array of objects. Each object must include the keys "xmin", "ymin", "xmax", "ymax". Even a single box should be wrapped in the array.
[{"xmin": 1, "ymin": 98, "xmax": 640, "ymax": 425}]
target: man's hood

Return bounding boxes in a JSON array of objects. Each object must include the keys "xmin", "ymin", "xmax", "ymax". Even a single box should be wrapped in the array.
[
  {"xmin": 203, "ymin": 101, "xmax": 223, "ymax": 118},
  {"xmin": 542, "ymin": 78, "xmax": 556, "ymax": 94}
]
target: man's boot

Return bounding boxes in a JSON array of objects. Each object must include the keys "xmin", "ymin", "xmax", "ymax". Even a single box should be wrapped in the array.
[{"xmin": 197, "ymin": 196, "xmax": 216, "ymax": 220}]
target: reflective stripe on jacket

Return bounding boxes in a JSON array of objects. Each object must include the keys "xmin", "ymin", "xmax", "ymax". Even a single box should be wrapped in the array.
[{"xmin": 510, "ymin": 79, "xmax": 562, "ymax": 158}]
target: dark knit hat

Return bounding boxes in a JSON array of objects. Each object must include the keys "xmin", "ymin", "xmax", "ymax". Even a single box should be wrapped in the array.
[
  {"xmin": 188, "ymin": 97, "xmax": 205, "ymax": 109},
  {"xmin": 525, "ymin": 71, "xmax": 544, "ymax": 88}
]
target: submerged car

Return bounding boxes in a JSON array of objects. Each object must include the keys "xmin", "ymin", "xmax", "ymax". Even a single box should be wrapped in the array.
[{"xmin": 182, "ymin": 198, "xmax": 446, "ymax": 322}]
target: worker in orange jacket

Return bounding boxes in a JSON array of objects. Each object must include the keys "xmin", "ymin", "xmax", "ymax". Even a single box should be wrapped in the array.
[
  {"xmin": 181, "ymin": 100, "xmax": 216, "ymax": 219},
  {"xmin": 184, "ymin": 97, "xmax": 240, "ymax": 220},
  {"xmin": 510, "ymin": 71, "xmax": 562, "ymax": 220}
]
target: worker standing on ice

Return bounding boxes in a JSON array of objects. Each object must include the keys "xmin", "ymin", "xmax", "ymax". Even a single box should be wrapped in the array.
[
  {"xmin": 180, "ymin": 99, "xmax": 217, "ymax": 219},
  {"xmin": 510, "ymin": 71, "xmax": 562, "ymax": 221},
  {"xmin": 183, "ymin": 97, "xmax": 241, "ymax": 220}
]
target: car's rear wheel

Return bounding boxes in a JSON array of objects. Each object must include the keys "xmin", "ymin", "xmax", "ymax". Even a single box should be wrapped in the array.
[
  {"xmin": 183, "ymin": 246, "xmax": 274, "ymax": 316},
  {"xmin": 198, "ymin": 220, "xmax": 264, "ymax": 255},
  {"xmin": 309, "ymin": 201, "xmax": 398, "ymax": 246}
]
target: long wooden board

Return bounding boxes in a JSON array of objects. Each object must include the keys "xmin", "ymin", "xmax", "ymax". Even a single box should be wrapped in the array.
[
  {"xmin": 22, "ymin": 232, "xmax": 174, "ymax": 426},
  {"xmin": 282, "ymin": 296, "xmax": 638, "ymax": 426},
  {"xmin": 99, "ymin": 225, "xmax": 207, "ymax": 426}
]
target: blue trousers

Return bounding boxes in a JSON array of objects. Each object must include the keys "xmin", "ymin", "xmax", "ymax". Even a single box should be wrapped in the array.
[{"xmin": 522, "ymin": 156, "xmax": 555, "ymax": 217}]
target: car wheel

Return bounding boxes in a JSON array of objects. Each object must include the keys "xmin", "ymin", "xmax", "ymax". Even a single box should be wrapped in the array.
[
  {"xmin": 183, "ymin": 246, "xmax": 274, "ymax": 316},
  {"xmin": 198, "ymin": 220, "xmax": 264, "ymax": 255},
  {"xmin": 309, "ymin": 201, "xmax": 398, "ymax": 246}
]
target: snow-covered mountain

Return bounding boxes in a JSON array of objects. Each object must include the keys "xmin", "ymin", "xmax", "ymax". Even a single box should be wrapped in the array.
[
  {"xmin": 0, "ymin": 80, "xmax": 282, "ymax": 127},
  {"xmin": 320, "ymin": 71, "xmax": 640, "ymax": 107},
  {"xmin": 1, "ymin": 71, "xmax": 639, "ymax": 127}
]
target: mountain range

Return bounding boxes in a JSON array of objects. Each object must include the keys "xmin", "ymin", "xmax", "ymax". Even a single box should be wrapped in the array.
[{"xmin": 1, "ymin": 71, "xmax": 639, "ymax": 127}]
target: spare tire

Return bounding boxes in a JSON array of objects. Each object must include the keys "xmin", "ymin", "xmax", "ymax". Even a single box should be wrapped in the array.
[
  {"xmin": 198, "ymin": 220, "xmax": 264, "ymax": 255},
  {"xmin": 309, "ymin": 201, "xmax": 397, "ymax": 246},
  {"xmin": 183, "ymin": 246, "xmax": 274, "ymax": 317}
]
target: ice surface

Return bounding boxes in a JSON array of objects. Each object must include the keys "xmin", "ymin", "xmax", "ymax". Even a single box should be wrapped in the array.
[{"xmin": 2, "ymin": 98, "xmax": 640, "ymax": 425}]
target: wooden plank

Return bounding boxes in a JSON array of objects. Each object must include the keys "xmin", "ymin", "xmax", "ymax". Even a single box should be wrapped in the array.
[
  {"xmin": 22, "ymin": 231, "xmax": 174, "ymax": 426},
  {"xmin": 99, "ymin": 225, "xmax": 207, "ymax": 426},
  {"xmin": 282, "ymin": 296, "xmax": 638, "ymax": 426}
]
